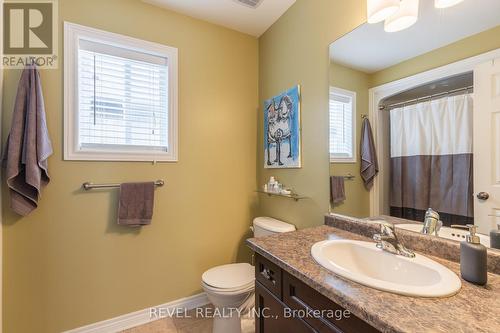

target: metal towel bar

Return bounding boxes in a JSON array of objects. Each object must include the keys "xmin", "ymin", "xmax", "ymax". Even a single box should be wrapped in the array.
[{"xmin": 82, "ymin": 180, "xmax": 165, "ymax": 191}]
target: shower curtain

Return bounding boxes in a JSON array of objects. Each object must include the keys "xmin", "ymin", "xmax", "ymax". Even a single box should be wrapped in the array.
[{"xmin": 389, "ymin": 93, "xmax": 474, "ymax": 226}]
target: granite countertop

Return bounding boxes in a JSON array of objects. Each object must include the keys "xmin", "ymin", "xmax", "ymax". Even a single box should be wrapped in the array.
[{"xmin": 246, "ymin": 225, "xmax": 500, "ymax": 333}]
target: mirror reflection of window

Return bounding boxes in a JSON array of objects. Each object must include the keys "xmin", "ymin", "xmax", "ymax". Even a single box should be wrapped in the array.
[{"xmin": 329, "ymin": 87, "xmax": 356, "ymax": 163}]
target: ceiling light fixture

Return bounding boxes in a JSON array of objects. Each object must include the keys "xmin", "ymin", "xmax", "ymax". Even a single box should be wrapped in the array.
[
  {"xmin": 367, "ymin": 0, "xmax": 466, "ymax": 33},
  {"xmin": 384, "ymin": 0, "xmax": 420, "ymax": 33},
  {"xmin": 367, "ymin": 0, "xmax": 401, "ymax": 24},
  {"xmin": 435, "ymin": 0, "xmax": 465, "ymax": 8}
]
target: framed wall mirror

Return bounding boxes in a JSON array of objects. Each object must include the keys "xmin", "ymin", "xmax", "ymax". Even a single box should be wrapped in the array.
[{"xmin": 328, "ymin": 0, "xmax": 500, "ymax": 250}]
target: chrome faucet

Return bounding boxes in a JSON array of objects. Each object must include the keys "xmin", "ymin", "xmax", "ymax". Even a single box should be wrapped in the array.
[
  {"xmin": 422, "ymin": 208, "xmax": 443, "ymax": 236},
  {"xmin": 373, "ymin": 222, "xmax": 415, "ymax": 258}
]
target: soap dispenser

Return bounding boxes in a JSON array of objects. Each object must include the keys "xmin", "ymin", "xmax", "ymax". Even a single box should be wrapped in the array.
[
  {"xmin": 491, "ymin": 221, "xmax": 500, "ymax": 250},
  {"xmin": 452, "ymin": 224, "xmax": 487, "ymax": 285}
]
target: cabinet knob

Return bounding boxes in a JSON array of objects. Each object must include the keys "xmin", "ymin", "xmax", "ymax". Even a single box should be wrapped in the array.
[{"xmin": 261, "ymin": 268, "xmax": 276, "ymax": 285}]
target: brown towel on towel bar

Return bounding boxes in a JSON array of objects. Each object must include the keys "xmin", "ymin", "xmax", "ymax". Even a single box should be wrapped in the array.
[
  {"xmin": 330, "ymin": 176, "xmax": 346, "ymax": 204},
  {"xmin": 118, "ymin": 182, "xmax": 155, "ymax": 227},
  {"xmin": 3, "ymin": 64, "xmax": 53, "ymax": 216},
  {"xmin": 360, "ymin": 118, "xmax": 379, "ymax": 190}
]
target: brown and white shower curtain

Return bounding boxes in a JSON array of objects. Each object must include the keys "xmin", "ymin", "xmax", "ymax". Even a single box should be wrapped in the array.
[{"xmin": 389, "ymin": 93, "xmax": 474, "ymax": 226}]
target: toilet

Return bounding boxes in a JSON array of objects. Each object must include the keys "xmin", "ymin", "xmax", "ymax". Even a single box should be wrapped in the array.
[{"xmin": 201, "ymin": 217, "xmax": 296, "ymax": 333}]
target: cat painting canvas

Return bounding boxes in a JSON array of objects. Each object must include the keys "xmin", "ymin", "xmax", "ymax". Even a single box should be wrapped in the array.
[{"xmin": 264, "ymin": 85, "xmax": 301, "ymax": 169}]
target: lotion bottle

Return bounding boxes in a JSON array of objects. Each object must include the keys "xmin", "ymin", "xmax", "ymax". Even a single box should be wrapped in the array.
[
  {"xmin": 268, "ymin": 177, "xmax": 276, "ymax": 193},
  {"xmin": 452, "ymin": 224, "xmax": 487, "ymax": 285},
  {"xmin": 491, "ymin": 222, "xmax": 500, "ymax": 250}
]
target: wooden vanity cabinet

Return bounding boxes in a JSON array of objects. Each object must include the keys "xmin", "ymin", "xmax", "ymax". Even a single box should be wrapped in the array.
[
  {"xmin": 256, "ymin": 282, "xmax": 316, "ymax": 333},
  {"xmin": 254, "ymin": 254, "xmax": 380, "ymax": 333}
]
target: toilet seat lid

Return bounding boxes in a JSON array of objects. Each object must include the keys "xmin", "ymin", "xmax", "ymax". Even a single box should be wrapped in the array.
[
  {"xmin": 202, "ymin": 263, "xmax": 254, "ymax": 290},
  {"xmin": 253, "ymin": 217, "xmax": 296, "ymax": 233}
]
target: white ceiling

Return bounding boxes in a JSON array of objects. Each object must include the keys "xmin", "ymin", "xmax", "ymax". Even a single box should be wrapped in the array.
[
  {"xmin": 143, "ymin": 0, "xmax": 296, "ymax": 36},
  {"xmin": 330, "ymin": 0, "xmax": 500, "ymax": 74}
]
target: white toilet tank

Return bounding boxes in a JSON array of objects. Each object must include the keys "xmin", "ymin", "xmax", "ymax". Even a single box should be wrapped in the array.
[{"xmin": 253, "ymin": 217, "xmax": 296, "ymax": 237}]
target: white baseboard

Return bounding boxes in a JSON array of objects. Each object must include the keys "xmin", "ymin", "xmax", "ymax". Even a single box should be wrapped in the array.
[{"xmin": 64, "ymin": 293, "xmax": 209, "ymax": 333}]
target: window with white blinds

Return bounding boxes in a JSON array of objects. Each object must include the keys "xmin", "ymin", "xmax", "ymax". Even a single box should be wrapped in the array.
[
  {"xmin": 64, "ymin": 23, "xmax": 178, "ymax": 161},
  {"xmin": 329, "ymin": 87, "xmax": 356, "ymax": 162},
  {"xmin": 79, "ymin": 41, "xmax": 169, "ymax": 151}
]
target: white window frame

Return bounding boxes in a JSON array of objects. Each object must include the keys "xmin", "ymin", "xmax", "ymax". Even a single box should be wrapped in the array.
[
  {"xmin": 329, "ymin": 87, "xmax": 356, "ymax": 163},
  {"xmin": 64, "ymin": 22, "xmax": 178, "ymax": 162}
]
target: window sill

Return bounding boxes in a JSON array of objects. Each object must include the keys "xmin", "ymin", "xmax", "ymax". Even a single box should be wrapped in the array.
[
  {"xmin": 64, "ymin": 149, "xmax": 178, "ymax": 162},
  {"xmin": 330, "ymin": 159, "xmax": 357, "ymax": 164}
]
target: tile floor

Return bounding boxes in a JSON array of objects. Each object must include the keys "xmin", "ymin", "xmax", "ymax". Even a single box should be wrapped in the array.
[{"xmin": 121, "ymin": 306, "xmax": 255, "ymax": 333}]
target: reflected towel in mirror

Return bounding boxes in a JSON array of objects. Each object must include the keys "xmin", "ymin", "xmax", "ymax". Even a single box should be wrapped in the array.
[
  {"xmin": 330, "ymin": 176, "xmax": 346, "ymax": 204},
  {"xmin": 360, "ymin": 118, "xmax": 379, "ymax": 189}
]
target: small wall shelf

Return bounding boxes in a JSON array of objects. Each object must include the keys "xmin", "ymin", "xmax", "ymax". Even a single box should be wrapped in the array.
[{"xmin": 256, "ymin": 190, "xmax": 308, "ymax": 202}]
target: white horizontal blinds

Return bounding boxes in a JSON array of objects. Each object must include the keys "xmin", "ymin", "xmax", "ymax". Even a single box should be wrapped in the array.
[
  {"xmin": 329, "ymin": 90, "xmax": 353, "ymax": 158},
  {"xmin": 78, "ymin": 39, "xmax": 169, "ymax": 151}
]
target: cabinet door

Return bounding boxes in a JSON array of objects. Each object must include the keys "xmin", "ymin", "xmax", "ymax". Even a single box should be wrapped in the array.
[
  {"xmin": 256, "ymin": 282, "xmax": 315, "ymax": 333},
  {"xmin": 283, "ymin": 273, "xmax": 380, "ymax": 333},
  {"xmin": 255, "ymin": 254, "xmax": 282, "ymax": 298}
]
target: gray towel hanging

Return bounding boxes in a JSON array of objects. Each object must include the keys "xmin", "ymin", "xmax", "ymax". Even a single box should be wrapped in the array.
[
  {"xmin": 360, "ymin": 118, "xmax": 379, "ymax": 190},
  {"xmin": 3, "ymin": 64, "xmax": 53, "ymax": 216}
]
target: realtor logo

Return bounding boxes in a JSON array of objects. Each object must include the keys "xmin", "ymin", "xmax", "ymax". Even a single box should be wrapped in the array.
[{"xmin": 2, "ymin": 0, "xmax": 58, "ymax": 68}]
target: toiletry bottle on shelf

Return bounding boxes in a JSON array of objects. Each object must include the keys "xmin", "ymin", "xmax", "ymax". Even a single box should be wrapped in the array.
[
  {"xmin": 452, "ymin": 224, "xmax": 487, "ymax": 285},
  {"xmin": 268, "ymin": 177, "xmax": 276, "ymax": 193},
  {"xmin": 491, "ymin": 221, "xmax": 500, "ymax": 250}
]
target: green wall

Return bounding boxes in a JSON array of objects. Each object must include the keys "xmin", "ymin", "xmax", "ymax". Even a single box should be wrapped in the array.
[
  {"xmin": 258, "ymin": 0, "xmax": 367, "ymax": 228},
  {"xmin": 329, "ymin": 63, "xmax": 370, "ymax": 217},
  {"xmin": 1, "ymin": 0, "xmax": 258, "ymax": 332},
  {"xmin": 370, "ymin": 25, "xmax": 500, "ymax": 86}
]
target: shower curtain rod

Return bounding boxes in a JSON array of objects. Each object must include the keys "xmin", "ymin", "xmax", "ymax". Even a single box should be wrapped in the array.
[{"xmin": 380, "ymin": 85, "xmax": 473, "ymax": 110}]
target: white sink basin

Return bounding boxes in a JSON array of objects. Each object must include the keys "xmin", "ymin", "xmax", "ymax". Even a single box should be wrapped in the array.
[
  {"xmin": 311, "ymin": 240, "xmax": 461, "ymax": 297},
  {"xmin": 395, "ymin": 223, "xmax": 491, "ymax": 248}
]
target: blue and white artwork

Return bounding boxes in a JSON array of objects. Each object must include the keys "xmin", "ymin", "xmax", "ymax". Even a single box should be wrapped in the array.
[{"xmin": 264, "ymin": 85, "xmax": 301, "ymax": 169}]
